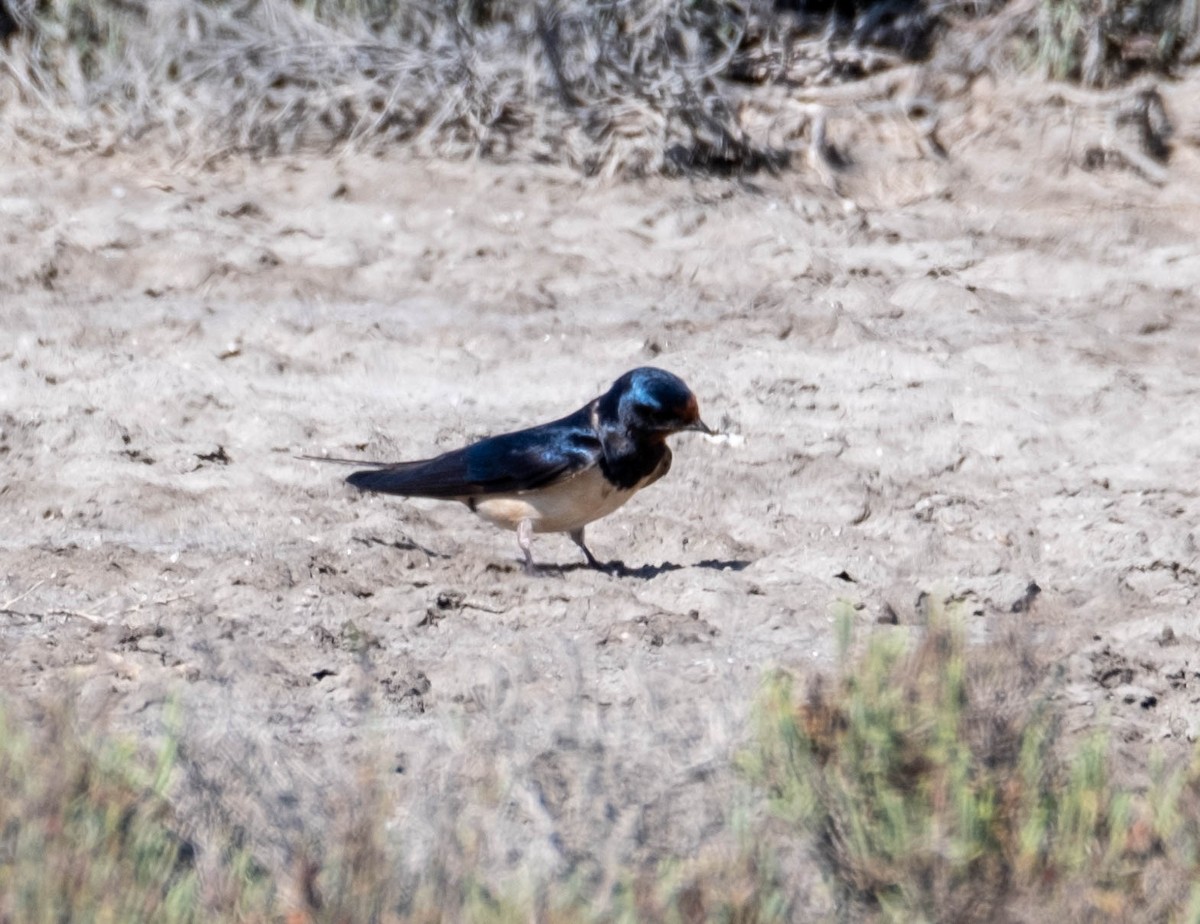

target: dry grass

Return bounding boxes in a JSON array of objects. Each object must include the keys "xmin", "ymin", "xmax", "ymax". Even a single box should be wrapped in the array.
[
  {"xmin": 0, "ymin": 695, "xmax": 783, "ymax": 922},
  {"xmin": 3, "ymin": 0, "xmax": 782, "ymax": 175},
  {"xmin": 1024, "ymin": 0, "xmax": 1196, "ymax": 85},
  {"xmin": 1, "ymin": 0, "xmax": 1191, "ymax": 173},
  {"xmin": 11, "ymin": 611, "xmax": 1200, "ymax": 921}
]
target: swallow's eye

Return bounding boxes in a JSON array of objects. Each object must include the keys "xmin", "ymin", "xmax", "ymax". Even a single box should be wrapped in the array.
[{"xmin": 635, "ymin": 402, "xmax": 668, "ymax": 422}]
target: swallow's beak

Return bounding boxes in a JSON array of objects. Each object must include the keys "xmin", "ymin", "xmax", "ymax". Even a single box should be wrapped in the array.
[{"xmin": 686, "ymin": 418, "xmax": 715, "ymax": 435}]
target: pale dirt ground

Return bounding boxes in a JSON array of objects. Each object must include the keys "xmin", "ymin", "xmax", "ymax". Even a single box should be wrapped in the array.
[{"xmin": 3, "ymin": 74, "xmax": 1200, "ymax": 907}]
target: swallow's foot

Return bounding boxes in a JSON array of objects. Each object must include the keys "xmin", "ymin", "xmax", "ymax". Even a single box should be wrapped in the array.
[
  {"xmin": 574, "ymin": 553, "xmax": 628, "ymax": 575},
  {"xmin": 578, "ymin": 553, "xmax": 620, "ymax": 573},
  {"xmin": 517, "ymin": 518, "xmax": 538, "ymax": 575},
  {"xmin": 569, "ymin": 528, "xmax": 608, "ymax": 571}
]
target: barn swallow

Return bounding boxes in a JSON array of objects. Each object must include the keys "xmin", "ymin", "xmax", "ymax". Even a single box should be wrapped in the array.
[{"xmin": 308, "ymin": 367, "xmax": 712, "ymax": 573}]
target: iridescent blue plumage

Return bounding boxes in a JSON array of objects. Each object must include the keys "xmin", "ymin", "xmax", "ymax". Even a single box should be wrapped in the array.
[
  {"xmin": 345, "ymin": 407, "xmax": 601, "ymax": 497},
  {"xmin": 325, "ymin": 367, "xmax": 711, "ymax": 572}
]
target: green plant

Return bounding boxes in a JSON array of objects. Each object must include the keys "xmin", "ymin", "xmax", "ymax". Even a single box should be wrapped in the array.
[
  {"xmin": 0, "ymin": 703, "xmax": 202, "ymax": 924},
  {"xmin": 743, "ymin": 608, "xmax": 1200, "ymax": 921}
]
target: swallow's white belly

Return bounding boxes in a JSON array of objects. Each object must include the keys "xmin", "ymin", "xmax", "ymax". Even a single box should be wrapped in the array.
[{"xmin": 469, "ymin": 465, "xmax": 644, "ymax": 534}]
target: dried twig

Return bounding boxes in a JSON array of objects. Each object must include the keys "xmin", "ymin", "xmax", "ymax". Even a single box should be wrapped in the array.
[{"xmin": 0, "ymin": 579, "xmax": 46, "ymax": 611}]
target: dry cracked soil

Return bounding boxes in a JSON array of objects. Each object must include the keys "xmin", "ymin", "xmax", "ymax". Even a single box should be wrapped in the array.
[{"xmin": 3, "ymin": 75, "xmax": 1200, "ymax": 906}]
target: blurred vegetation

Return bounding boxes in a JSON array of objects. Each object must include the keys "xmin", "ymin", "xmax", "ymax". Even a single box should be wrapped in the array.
[
  {"xmin": 7, "ymin": 613, "xmax": 1200, "ymax": 920},
  {"xmin": 1028, "ymin": 0, "xmax": 1196, "ymax": 82},
  {"xmin": 743, "ymin": 609, "xmax": 1200, "ymax": 922},
  {"xmin": 0, "ymin": 703, "xmax": 203, "ymax": 923},
  {"xmin": 0, "ymin": 698, "xmax": 782, "ymax": 922},
  {"xmin": 0, "ymin": 0, "xmax": 1194, "ymax": 170}
]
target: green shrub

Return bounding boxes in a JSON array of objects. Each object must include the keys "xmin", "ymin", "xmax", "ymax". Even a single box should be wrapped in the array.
[
  {"xmin": 9, "ymin": 608, "xmax": 1200, "ymax": 921},
  {"xmin": 744, "ymin": 609, "xmax": 1200, "ymax": 921},
  {"xmin": 0, "ymin": 703, "xmax": 202, "ymax": 923}
]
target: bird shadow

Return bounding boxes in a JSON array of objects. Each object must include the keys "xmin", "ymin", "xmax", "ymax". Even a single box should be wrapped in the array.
[{"xmin": 554, "ymin": 557, "xmax": 751, "ymax": 580}]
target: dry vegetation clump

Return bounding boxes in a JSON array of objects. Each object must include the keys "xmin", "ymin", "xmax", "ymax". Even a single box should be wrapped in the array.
[
  {"xmin": 0, "ymin": 0, "xmax": 1190, "ymax": 174},
  {"xmin": 743, "ymin": 608, "xmax": 1200, "ymax": 922},
  {"xmin": 0, "ymin": 695, "xmax": 784, "ymax": 922},
  {"xmin": 3, "ymin": 0, "xmax": 787, "ymax": 175},
  {"xmin": 12, "ymin": 616, "xmax": 1200, "ymax": 919},
  {"xmin": 1024, "ymin": 0, "xmax": 1200, "ymax": 84}
]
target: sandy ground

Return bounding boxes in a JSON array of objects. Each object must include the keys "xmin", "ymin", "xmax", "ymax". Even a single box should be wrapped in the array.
[{"xmin": 3, "ymin": 75, "xmax": 1200, "ymax": 905}]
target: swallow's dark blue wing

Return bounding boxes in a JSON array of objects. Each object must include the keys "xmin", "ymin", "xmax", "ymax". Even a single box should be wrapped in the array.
[{"xmin": 345, "ymin": 406, "xmax": 601, "ymax": 498}]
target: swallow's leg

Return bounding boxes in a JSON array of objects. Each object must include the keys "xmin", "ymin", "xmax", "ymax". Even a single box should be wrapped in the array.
[
  {"xmin": 517, "ymin": 518, "xmax": 537, "ymax": 574},
  {"xmin": 569, "ymin": 528, "xmax": 605, "ymax": 570}
]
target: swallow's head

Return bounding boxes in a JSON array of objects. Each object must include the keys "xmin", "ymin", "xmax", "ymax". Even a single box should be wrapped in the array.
[{"xmin": 605, "ymin": 367, "xmax": 713, "ymax": 437}]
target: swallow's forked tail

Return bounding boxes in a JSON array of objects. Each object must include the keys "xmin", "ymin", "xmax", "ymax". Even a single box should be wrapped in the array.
[
  {"xmin": 301, "ymin": 454, "xmax": 447, "ymax": 496},
  {"xmin": 297, "ymin": 453, "xmax": 392, "ymax": 468}
]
